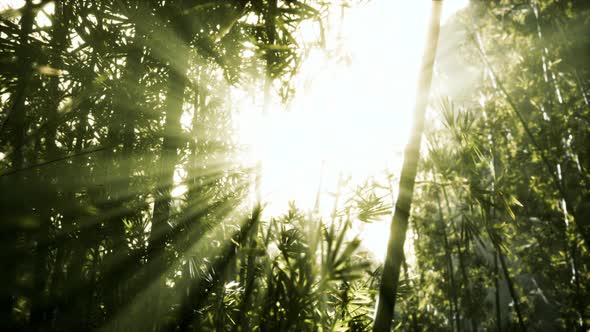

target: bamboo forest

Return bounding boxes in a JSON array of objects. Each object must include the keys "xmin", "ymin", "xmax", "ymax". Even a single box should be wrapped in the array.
[{"xmin": 1, "ymin": 0, "xmax": 590, "ymax": 331}]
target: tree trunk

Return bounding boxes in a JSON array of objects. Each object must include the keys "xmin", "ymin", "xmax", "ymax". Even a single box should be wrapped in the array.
[
  {"xmin": 441, "ymin": 186, "xmax": 478, "ymax": 332},
  {"xmin": 373, "ymin": 1, "xmax": 443, "ymax": 331},
  {"xmin": 58, "ymin": 49, "xmax": 98, "ymax": 330},
  {"xmin": 6, "ymin": 0, "xmax": 33, "ymax": 171},
  {"xmin": 494, "ymin": 252, "xmax": 502, "ymax": 332},
  {"xmin": 146, "ymin": 4, "xmax": 191, "ymax": 330},
  {"xmin": 148, "ymin": 13, "xmax": 190, "ymax": 265},
  {"xmin": 494, "ymin": 242, "xmax": 526, "ymax": 332},
  {"xmin": 30, "ymin": 0, "xmax": 69, "ymax": 323},
  {"xmin": 456, "ymin": 217, "xmax": 478, "ymax": 331},
  {"xmin": 41, "ymin": 1, "xmax": 72, "ymax": 326},
  {"xmin": 4, "ymin": 0, "xmax": 34, "ymax": 328},
  {"xmin": 435, "ymin": 181, "xmax": 460, "ymax": 332},
  {"xmin": 102, "ymin": 4, "xmax": 145, "ymax": 323},
  {"xmin": 485, "ymin": 202, "xmax": 526, "ymax": 332}
]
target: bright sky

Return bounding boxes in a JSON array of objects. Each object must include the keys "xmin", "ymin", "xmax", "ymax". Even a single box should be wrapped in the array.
[{"xmin": 236, "ymin": 0, "xmax": 469, "ymax": 262}]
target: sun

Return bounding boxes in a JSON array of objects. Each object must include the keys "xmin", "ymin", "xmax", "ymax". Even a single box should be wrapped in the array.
[
  {"xmin": 232, "ymin": 0, "xmax": 468, "ymax": 262},
  {"xmin": 233, "ymin": 0, "xmax": 469, "ymax": 262}
]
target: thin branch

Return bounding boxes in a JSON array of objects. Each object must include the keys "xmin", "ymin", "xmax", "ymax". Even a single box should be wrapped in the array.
[{"xmin": 0, "ymin": 146, "xmax": 110, "ymax": 178}]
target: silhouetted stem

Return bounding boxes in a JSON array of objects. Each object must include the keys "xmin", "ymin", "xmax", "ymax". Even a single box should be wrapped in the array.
[
  {"xmin": 494, "ymin": 252, "xmax": 502, "ymax": 332},
  {"xmin": 495, "ymin": 243, "xmax": 526, "ymax": 332}
]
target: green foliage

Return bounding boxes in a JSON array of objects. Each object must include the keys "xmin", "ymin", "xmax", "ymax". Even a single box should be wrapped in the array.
[
  {"xmin": 0, "ymin": 1, "xmax": 377, "ymax": 331},
  {"xmin": 390, "ymin": 2, "xmax": 590, "ymax": 330},
  {"xmin": 1, "ymin": 0, "xmax": 589, "ymax": 331}
]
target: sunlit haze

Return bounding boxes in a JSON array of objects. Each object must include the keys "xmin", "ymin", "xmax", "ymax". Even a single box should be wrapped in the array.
[{"xmin": 235, "ymin": 0, "xmax": 468, "ymax": 261}]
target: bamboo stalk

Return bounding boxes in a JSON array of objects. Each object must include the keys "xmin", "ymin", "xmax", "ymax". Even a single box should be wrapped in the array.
[{"xmin": 373, "ymin": 1, "xmax": 443, "ymax": 331}]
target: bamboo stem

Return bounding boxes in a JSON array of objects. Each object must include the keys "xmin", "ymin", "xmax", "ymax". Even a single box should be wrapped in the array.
[{"xmin": 373, "ymin": 1, "xmax": 443, "ymax": 331}]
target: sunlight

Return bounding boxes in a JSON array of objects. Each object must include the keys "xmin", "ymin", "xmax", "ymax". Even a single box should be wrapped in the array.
[
  {"xmin": 2, "ymin": 0, "xmax": 466, "ymax": 262},
  {"xmin": 0, "ymin": 0, "xmax": 53, "ymax": 24},
  {"xmin": 0, "ymin": 0, "xmax": 24, "ymax": 11},
  {"xmin": 3, "ymin": 0, "xmax": 588, "ymax": 329},
  {"xmin": 236, "ymin": 0, "xmax": 469, "ymax": 262}
]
